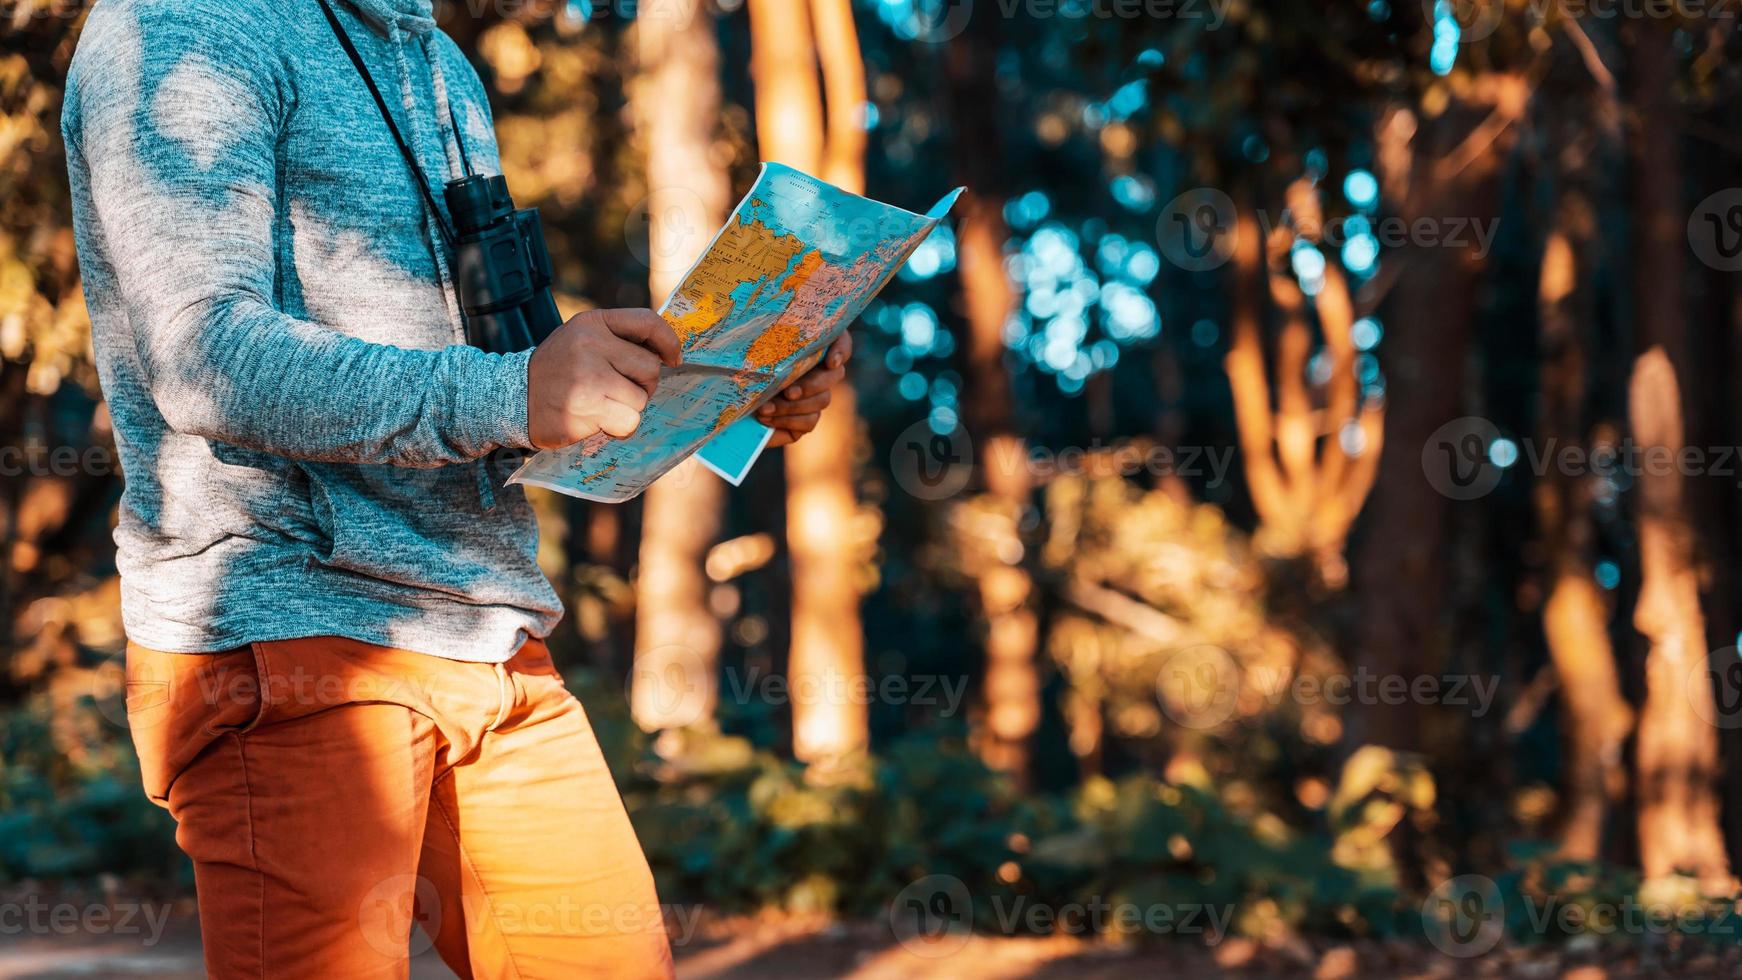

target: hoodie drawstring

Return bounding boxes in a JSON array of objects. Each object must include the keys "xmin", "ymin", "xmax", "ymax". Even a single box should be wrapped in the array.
[
  {"xmin": 416, "ymin": 36, "xmax": 501, "ymax": 509},
  {"xmin": 361, "ymin": 11, "xmax": 500, "ymax": 510}
]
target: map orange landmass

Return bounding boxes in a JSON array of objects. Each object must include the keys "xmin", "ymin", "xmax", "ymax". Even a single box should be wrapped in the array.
[
  {"xmin": 663, "ymin": 217, "xmax": 808, "ymax": 348},
  {"xmin": 744, "ymin": 245, "xmax": 908, "ymax": 372},
  {"xmin": 664, "ymin": 292, "xmax": 732, "ymax": 346},
  {"xmin": 743, "ymin": 249, "xmax": 828, "ymax": 370}
]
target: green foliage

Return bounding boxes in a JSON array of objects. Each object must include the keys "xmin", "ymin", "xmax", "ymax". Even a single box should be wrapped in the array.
[
  {"xmin": 0, "ymin": 694, "xmax": 179, "ymax": 883},
  {"xmin": 5, "ymin": 672, "xmax": 1735, "ymax": 955},
  {"xmin": 566, "ymin": 669, "xmax": 1403, "ymax": 944},
  {"xmin": 581, "ymin": 682, "xmax": 1052, "ymax": 919}
]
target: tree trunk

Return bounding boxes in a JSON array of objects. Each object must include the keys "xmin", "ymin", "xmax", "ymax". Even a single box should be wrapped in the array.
[
  {"xmin": 943, "ymin": 15, "xmax": 1039, "ymax": 783},
  {"xmin": 748, "ymin": 0, "xmax": 871, "ymax": 763},
  {"xmin": 1627, "ymin": 351, "xmax": 1729, "ymax": 887},
  {"xmin": 1623, "ymin": 23, "xmax": 1732, "ymax": 889},
  {"xmin": 1534, "ymin": 197, "xmax": 1631, "ymax": 861},
  {"xmin": 1225, "ymin": 178, "xmax": 1382, "ymax": 590},
  {"xmin": 628, "ymin": 0, "xmax": 730, "ymax": 732},
  {"xmin": 1349, "ymin": 78, "xmax": 1525, "ymax": 755}
]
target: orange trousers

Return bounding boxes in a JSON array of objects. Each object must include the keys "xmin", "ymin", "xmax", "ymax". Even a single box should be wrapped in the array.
[{"xmin": 124, "ymin": 636, "xmax": 674, "ymax": 979}]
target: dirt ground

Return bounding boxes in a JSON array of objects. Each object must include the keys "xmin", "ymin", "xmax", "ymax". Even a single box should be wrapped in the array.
[{"xmin": 3, "ymin": 910, "xmax": 1741, "ymax": 979}]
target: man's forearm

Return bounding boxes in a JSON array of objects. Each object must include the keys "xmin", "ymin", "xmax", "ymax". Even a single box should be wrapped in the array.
[{"xmin": 138, "ymin": 293, "xmax": 533, "ymax": 467}]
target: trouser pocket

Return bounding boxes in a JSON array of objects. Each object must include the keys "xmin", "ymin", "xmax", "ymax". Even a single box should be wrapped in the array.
[{"xmin": 124, "ymin": 643, "xmax": 266, "ymax": 806}]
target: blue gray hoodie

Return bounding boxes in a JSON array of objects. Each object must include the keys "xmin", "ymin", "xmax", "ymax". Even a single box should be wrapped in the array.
[{"xmin": 62, "ymin": 0, "xmax": 562, "ymax": 661}]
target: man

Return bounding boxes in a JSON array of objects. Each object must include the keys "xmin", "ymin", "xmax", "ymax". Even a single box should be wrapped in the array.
[{"xmin": 62, "ymin": 0, "xmax": 848, "ymax": 975}]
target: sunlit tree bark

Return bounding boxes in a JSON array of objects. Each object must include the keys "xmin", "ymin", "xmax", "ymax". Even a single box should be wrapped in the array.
[
  {"xmin": 628, "ymin": 0, "xmax": 730, "ymax": 731},
  {"xmin": 1625, "ymin": 351, "xmax": 1728, "ymax": 886},
  {"xmin": 1624, "ymin": 23, "xmax": 1732, "ymax": 890},
  {"xmin": 1349, "ymin": 75, "xmax": 1528, "ymax": 756},
  {"xmin": 1534, "ymin": 196, "xmax": 1631, "ymax": 861},
  {"xmin": 958, "ymin": 201, "xmax": 1038, "ymax": 782},
  {"xmin": 1225, "ymin": 179, "xmax": 1383, "ymax": 590},
  {"xmin": 748, "ymin": 0, "xmax": 870, "ymax": 763},
  {"xmin": 943, "ymin": 14, "xmax": 1039, "ymax": 783}
]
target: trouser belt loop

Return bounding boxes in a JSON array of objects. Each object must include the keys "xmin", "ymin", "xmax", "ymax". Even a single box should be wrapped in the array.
[{"xmin": 486, "ymin": 662, "xmax": 513, "ymax": 732}]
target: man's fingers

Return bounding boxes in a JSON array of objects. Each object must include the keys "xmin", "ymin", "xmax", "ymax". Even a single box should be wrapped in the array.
[
  {"xmin": 602, "ymin": 308, "xmax": 682, "ymax": 366},
  {"xmin": 596, "ymin": 373, "xmax": 650, "ymax": 413},
  {"xmin": 825, "ymin": 330, "xmax": 853, "ymax": 369},
  {"xmin": 597, "ymin": 398, "xmax": 644, "ymax": 438},
  {"xmin": 609, "ymin": 341, "xmax": 664, "ymax": 395},
  {"xmin": 758, "ymin": 389, "xmax": 831, "ymax": 418},
  {"xmin": 782, "ymin": 363, "xmax": 845, "ymax": 401},
  {"xmin": 765, "ymin": 411, "xmax": 820, "ymax": 433}
]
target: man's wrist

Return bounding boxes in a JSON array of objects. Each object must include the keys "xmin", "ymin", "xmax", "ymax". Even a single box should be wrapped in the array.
[{"xmin": 452, "ymin": 346, "xmax": 537, "ymax": 454}]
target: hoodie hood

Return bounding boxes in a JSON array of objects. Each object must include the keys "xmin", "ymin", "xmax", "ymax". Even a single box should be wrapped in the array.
[{"xmin": 345, "ymin": 0, "xmax": 437, "ymax": 35}]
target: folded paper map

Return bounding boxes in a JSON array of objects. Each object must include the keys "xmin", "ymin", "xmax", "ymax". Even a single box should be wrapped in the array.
[{"xmin": 509, "ymin": 163, "xmax": 963, "ymax": 502}]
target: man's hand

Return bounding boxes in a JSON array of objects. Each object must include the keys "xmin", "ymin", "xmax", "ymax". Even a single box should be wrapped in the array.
[
  {"xmin": 527, "ymin": 309, "xmax": 682, "ymax": 449},
  {"xmin": 755, "ymin": 332, "xmax": 853, "ymax": 448}
]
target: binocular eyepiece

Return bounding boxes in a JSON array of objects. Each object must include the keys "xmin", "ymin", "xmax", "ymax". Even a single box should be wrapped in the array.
[{"xmin": 444, "ymin": 173, "xmax": 563, "ymax": 355}]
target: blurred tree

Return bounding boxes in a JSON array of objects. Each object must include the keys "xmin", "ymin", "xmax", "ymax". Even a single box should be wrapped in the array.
[
  {"xmin": 628, "ymin": 0, "xmax": 731, "ymax": 733},
  {"xmin": 1622, "ymin": 21, "xmax": 1732, "ymax": 892},
  {"xmin": 1530, "ymin": 54, "xmax": 1631, "ymax": 862},
  {"xmin": 748, "ymin": 0, "xmax": 871, "ymax": 764},
  {"xmin": 1348, "ymin": 72, "xmax": 1529, "ymax": 753},
  {"xmin": 941, "ymin": 12, "xmax": 1040, "ymax": 785},
  {"xmin": 1225, "ymin": 179, "xmax": 1381, "ymax": 590},
  {"xmin": 0, "ymin": 3, "xmax": 115, "ymax": 693},
  {"xmin": 1341, "ymin": 51, "xmax": 1531, "ymax": 890}
]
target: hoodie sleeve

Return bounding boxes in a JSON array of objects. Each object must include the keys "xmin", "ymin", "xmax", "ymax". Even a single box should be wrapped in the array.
[{"xmin": 64, "ymin": 0, "xmax": 533, "ymax": 467}]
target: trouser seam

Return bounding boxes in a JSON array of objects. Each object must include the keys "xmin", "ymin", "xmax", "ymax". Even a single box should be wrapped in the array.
[
  {"xmin": 433, "ymin": 777, "xmax": 525, "ymax": 980},
  {"xmin": 234, "ymin": 733, "xmax": 267, "ymax": 980},
  {"xmin": 485, "ymin": 663, "xmax": 512, "ymax": 733}
]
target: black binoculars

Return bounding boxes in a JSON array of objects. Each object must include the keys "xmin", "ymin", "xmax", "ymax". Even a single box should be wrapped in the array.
[{"xmin": 444, "ymin": 173, "xmax": 563, "ymax": 355}]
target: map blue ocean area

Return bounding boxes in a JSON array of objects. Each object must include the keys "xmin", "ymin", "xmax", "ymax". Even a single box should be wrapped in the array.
[{"xmin": 509, "ymin": 163, "xmax": 963, "ymax": 503}]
